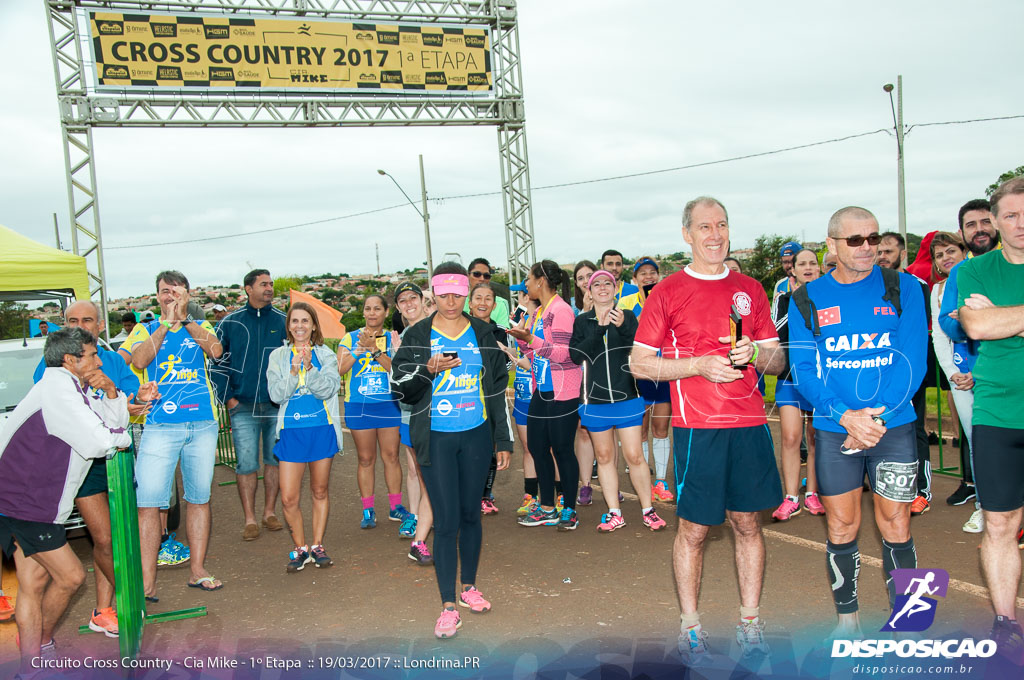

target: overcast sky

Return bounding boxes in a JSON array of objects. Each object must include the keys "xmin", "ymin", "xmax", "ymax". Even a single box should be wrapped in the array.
[{"xmin": 2, "ymin": 1, "xmax": 1022, "ymax": 298}]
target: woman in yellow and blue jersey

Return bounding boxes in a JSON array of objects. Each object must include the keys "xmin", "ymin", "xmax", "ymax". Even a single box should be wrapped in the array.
[
  {"xmin": 267, "ymin": 302, "xmax": 342, "ymax": 572},
  {"xmin": 337, "ymin": 295, "xmax": 409, "ymax": 530},
  {"xmin": 390, "ymin": 262, "xmax": 513, "ymax": 639}
]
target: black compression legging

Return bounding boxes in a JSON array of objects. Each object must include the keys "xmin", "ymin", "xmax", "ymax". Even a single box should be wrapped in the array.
[
  {"xmin": 419, "ymin": 422, "xmax": 493, "ymax": 603},
  {"xmin": 482, "ymin": 454, "xmax": 497, "ymax": 499},
  {"xmin": 527, "ymin": 392, "xmax": 580, "ymax": 510}
]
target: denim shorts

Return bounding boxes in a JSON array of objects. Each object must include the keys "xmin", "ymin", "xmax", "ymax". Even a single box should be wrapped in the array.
[
  {"xmin": 136, "ymin": 420, "xmax": 218, "ymax": 507},
  {"xmin": 229, "ymin": 401, "xmax": 280, "ymax": 474}
]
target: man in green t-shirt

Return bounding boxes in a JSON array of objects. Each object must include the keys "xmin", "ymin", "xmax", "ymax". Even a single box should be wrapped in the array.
[{"xmin": 958, "ymin": 176, "xmax": 1024, "ymax": 662}]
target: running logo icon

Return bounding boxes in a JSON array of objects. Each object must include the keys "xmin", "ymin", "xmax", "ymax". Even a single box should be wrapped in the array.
[{"xmin": 881, "ymin": 568, "xmax": 949, "ymax": 632}]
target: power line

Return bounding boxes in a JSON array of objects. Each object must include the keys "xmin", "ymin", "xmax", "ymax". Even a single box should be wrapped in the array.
[
  {"xmin": 906, "ymin": 112, "xmax": 1024, "ymax": 133},
  {"xmin": 106, "ymin": 202, "xmax": 409, "ymax": 250},
  {"xmin": 106, "ymin": 114, "xmax": 1023, "ymax": 250}
]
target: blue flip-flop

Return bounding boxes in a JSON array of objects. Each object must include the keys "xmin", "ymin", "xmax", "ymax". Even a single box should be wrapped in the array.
[{"xmin": 187, "ymin": 576, "xmax": 223, "ymax": 592}]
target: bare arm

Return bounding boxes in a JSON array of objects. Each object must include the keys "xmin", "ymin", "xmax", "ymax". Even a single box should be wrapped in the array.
[
  {"xmin": 753, "ymin": 339, "xmax": 785, "ymax": 376},
  {"xmin": 630, "ymin": 344, "xmax": 744, "ymax": 384},
  {"xmin": 336, "ymin": 344, "xmax": 356, "ymax": 375},
  {"xmin": 960, "ymin": 301, "xmax": 1024, "ymax": 340},
  {"xmin": 130, "ymin": 324, "xmax": 169, "ymax": 370},
  {"xmin": 186, "ymin": 321, "xmax": 223, "ymax": 360}
]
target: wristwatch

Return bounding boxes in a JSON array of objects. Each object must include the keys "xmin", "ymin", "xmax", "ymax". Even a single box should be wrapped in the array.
[
  {"xmin": 370, "ymin": 349, "xmax": 383, "ymax": 360},
  {"xmin": 184, "ymin": 315, "xmax": 196, "ymax": 326}
]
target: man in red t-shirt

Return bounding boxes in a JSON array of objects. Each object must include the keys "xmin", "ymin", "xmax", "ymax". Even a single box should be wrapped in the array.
[{"xmin": 631, "ymin": 196, "xmax": 784, "ymax": 663}]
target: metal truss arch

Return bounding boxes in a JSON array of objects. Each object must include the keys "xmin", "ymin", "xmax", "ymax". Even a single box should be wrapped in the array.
[{"xmin": 44, "ymin": 0, "xmax": 536, "ymax": 319}]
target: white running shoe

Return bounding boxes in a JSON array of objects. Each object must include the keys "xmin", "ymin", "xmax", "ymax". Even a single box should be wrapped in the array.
[{"xmin": 963, "ymin": 508, "xmax": 984, "ymax": 534}]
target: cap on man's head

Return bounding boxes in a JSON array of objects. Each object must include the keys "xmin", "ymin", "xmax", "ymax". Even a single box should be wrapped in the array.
[
  {"xmin": 140, "ymin": 310, "xmax": 156, "ymax": 322},
  {"xmin": 394, "ymin": 281, "xmax": 423, "ymax": 300},
  {"xmin": 633, "ymin": 257, "xmax": 659, "ymax": 273},
  {"xmin": 779, "ymin": 241, "xmax": 802, "ymax": 258},
  {"xmin": 211, "ymin": 304, "xmax": 227, "ymax": 312}
]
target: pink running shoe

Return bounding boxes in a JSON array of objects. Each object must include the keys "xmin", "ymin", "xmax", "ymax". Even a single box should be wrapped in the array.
[
  {"xmin": 652, "ymin": 480, "xmax": 675, "ymax": 502},
  {"xmin": 642, "ymin": 508, "xmax": 667, "ymax": 531},
  {"xmin": 771, "ymin": 497, "xmax": 801, "ymax": 522},
  {"xmin": 434, "ymin": 607, "xmax": 462, "ymax": 638},
  {"xmin": 481, "ymin": 498, "xmax": 499, "ymax": 515},
  {"xmin": 597, "ymin": 512, "xmax": 626, "ymax": 533},
  {"xmin": 804, "ymin": 493, "xmax": 825, "ymax": 515},
  {"xmin": 458, "ymin": 586, "xmax": 491, "ymax": 613}
]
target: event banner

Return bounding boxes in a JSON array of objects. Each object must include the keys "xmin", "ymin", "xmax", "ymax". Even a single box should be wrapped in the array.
[{"xmin": 87, "ymin": 11, "xmax": 492, "ymax": 93}]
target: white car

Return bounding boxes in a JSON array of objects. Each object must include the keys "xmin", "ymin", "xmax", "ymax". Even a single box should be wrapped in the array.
[
  {"xmin": 0, "ymin": 336, "xmax": 47, "ymax": 426},
  {"xmin": 0, "ymin": 336, "xmax": 87, "ymax": 530}
]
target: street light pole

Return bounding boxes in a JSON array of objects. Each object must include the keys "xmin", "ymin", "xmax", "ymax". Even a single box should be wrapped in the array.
[
  {"xmin": 377, "ymin": 157, "xmax": 434, "ymax": 276},
  {"xmin": 418, "ymin": 155, "xmax": 434, "ymax": 276},
  {"xmin": 883, "ymin": 76, "xmax": 907, "ymax": 262}
]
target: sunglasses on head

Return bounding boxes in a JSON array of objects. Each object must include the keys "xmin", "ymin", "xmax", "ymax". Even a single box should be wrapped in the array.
[
  {"xmin": 834, "ymin": 233, "xmax": 882, "ymax": 247},
  {"xmin": 470, "ymin": 271, "xmax": 492, "ymax": 279}
]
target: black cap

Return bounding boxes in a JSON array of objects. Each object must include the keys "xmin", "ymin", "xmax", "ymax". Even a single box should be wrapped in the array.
[{"xmin": 394, "ymin": 281, "xmax": 423, "ymax": 300}]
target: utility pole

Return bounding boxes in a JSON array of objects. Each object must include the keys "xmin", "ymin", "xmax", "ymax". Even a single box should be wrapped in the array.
[
  {"xmin": 883, "ymin": 76, "xmax": 907, "ymax": 265},
  {"xmin": 375, "ymin": 243, "xmax": 381, "ymax": 276},
  {"xmin": 419, "ymin": 154, "xmax": 433, "ymax": 276}
]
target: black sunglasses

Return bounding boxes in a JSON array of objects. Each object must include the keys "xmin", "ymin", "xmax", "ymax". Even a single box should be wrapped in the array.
[
  {"xmin": 834, "ymin": 233, "xmax": 882, "ymax": 247},
  {"xmin": 470, "ymin": 271, "xmax": 492, "ymax": 279}
]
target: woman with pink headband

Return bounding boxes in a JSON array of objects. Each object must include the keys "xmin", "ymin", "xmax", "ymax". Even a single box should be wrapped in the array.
[
  {"xmin": 510, "ymin": 260, "xmax": 584, "ymax": 531},
  {"xmin": 570, "ymin": 270, "xmax": 667, "ymax": 532},
  {"xmin": 390, "ymin": 262, "xmax": 513, "ymax": 639}
]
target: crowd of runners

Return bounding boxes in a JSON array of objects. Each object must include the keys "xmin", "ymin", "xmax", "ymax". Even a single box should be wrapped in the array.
[{"xmin": 2, "ymin": 180, "xmax": 1024, "ymax": 676}]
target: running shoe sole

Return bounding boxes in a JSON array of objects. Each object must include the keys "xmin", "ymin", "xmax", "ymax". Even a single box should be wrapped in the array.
[{"xmin": 88, "ymin": 620, "xmax": 119, "ymax": 638}]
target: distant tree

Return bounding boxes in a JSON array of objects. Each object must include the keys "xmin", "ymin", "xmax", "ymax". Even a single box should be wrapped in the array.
[
  {"xmin": 742, "ymin": 234, "xmax": 799, "ymax": 298},
  {"xmin": 273, "ymin": 276, "xmax": 301, "ymax": 297},
  {"xmin": 986, "ymin": 166, "xmax": 1024, "ymax": 197},
  {"xmin": 905, "ymin": 232, "xmax": 923, "ymax": 264},
  {"xmin": 0, "ymin": 301, "xmax": 28, "ymax": 340},
  {"xmin": 341, "ymin": 309, "xmax": 365, "ymax": 331},
  {"xmin": 229, "ymin": 283, "xmax": 240, "ymax": 290}
]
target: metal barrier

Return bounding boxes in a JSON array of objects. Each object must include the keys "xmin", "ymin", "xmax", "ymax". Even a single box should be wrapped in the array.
[
  {"xmin": 77, "ymin": 448, "xmax": 206, "ymax": 657},
  {"xmin": 215, "ymin": 403, "xmax": 236, "ymax": 469}
]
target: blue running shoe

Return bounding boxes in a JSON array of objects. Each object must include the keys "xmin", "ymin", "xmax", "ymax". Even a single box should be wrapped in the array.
[
  {"xmin": 518, "ymin": 506, "xmax": 559, "ymax": 527},
  {"xmin": 287, "ymin": 547, "xmax": 312, "ymax": 573},
  {"xmin": 361, "ymin": 508, "xmax": 377, "ymax": 529},
  {"xmin": 389, "ymin": 504, "xmax": 412, "ymax": 523},
  {"xmin": 157, "ymin": 532, "xmax": 190, "ymax": 566},
  {"xmin": 556, "ymin": 508, "xmax": 578, "ymax": 531},
  {"xmin": 399, "ymin": 514, "xmax": 417, "ymax": 538}
]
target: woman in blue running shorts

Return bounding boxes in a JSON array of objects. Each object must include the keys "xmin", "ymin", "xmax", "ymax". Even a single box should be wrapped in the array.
[
  {"xmin": 771, "ymin": 248, "xmax": 824, "ymax": 521},
  {"xmin": 570, "ymin": 269, "xmax": 666, "ymax": 532},
  {"xmin": 268, "ymin": 302, "xmax": 342, "ymax": 572},
  {"xmin": 503, "ymin": 292, "xmax": 544, "ymax": 516},
  {"xmin": 468, "ymin": 282, "xmax": 512, "ymax": 514},
  {"xmin": 570, "ymin": 260, "xmax": 600, "ymax": 507},
  {"xmin": 394, "ymin": 282, "xmax": 435, "ymax": 564},
  {"xmin": 338, "ymin": 295, "xmax": 410, "ymax": 530}
]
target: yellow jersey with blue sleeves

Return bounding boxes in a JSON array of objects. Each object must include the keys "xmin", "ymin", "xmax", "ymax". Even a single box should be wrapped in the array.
[
  {"xmin": 430, "ymin": 324, "xmax": 487, "ymax": 433},
  {"xmin": 618, "ymin": 289, "xmax": 646, "ymax": 317},
  {"xmin": 121, "ymin": 320, "xmax": 219, "ymax": 423},
  {"xmin": 281, "ymin": 348, "xmax": 332, "ymax": 430},
  {"xmin": 341, "ymin": 329, "xmax": 393, "ymax": 403}
]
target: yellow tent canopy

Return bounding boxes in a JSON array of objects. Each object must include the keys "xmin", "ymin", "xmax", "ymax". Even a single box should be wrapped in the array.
[{"xmin": 0, "ymin": 224, "xmax": 90, "ymax": 302}]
